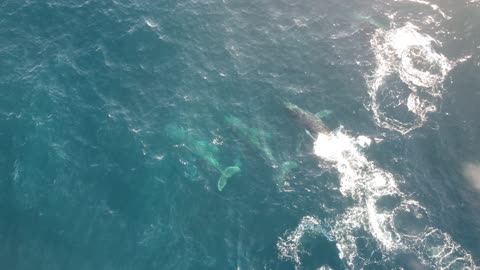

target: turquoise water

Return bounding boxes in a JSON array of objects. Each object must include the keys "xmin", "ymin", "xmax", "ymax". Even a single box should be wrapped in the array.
[{"xmin": 0, "ymin": 0, "xmax": 479, "ymax": 269}]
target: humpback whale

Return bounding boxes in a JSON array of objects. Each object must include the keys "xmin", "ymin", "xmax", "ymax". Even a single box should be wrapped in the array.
[
  {"xmin": 225, "ymin": 115, "xmax": 297, "ymax": 183},
  {"xmin": 225, "ymin": 115, "xmax": 276, "ymax": 165},
  {"xmin": 284, "ymin": 102, "xmax": 330, "ymax": 136},
  {"xmin": 165, "ymin": 124, "xmax": 240, "ymax": 191}
]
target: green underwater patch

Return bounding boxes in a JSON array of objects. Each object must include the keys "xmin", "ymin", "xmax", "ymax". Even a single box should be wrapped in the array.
[
  {"xmin": 225, "ymin": 115, "xmax": 297, "ymax": 184},
  {"xmin": 165, "ymin": 124, "xmax": 240, "ymax": 191}
]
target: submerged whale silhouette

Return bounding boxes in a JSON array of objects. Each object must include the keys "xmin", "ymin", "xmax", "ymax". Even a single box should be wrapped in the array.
[
  {"xmin": 225, "ymin": 115, "xmax": 298, "ymax": 184},
  {"xmin": 165, "ymin": 124, "xmax": 240, "ymax": 191}
]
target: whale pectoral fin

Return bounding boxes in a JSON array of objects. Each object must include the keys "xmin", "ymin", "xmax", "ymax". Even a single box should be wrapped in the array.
[
  {"xmin": 217, "ymin": 166, "xmax": 241, "ymax": 191},
  {"xmin": 315, "ymin": 110, "xmax": 333, "ymax": 119},
  {"xmin": 305, "ymin": 129, "xmax": 315, "ymax": 140}
]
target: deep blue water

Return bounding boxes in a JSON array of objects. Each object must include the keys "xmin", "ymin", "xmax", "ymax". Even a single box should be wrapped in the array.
[{"xmin": 0, "ymin": 0, "xmax": 479, "ymax": 269}]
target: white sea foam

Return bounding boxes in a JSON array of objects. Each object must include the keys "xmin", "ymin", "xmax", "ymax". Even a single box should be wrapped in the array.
[
  {"xmin": 314, "ymin": 129, "xmax": 399, "ymax": 204},
  {"xmin": 277, "ymin": 216, "xmax": 334, "ymax": 267},
  {"xmin": 396, "ymin": 0, "xmax": 450, "ymax": 19},
  {"xmin": 279, "ymin": 129, "xmax": 478, "ymax": 269},
  {"xmin": 319, "ymin": 130, "xmax": 476, "ymax": 269},
  {"xmin": 277, "ymin": 216, "xmax": 321, "ymax": 265},
  {"xmin": 368, "ymin": 23, "xmax": 453, "ymax": 134}
]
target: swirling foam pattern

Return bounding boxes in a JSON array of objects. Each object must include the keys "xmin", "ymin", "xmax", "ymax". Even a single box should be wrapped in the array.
[
  {"xmin": 279, "ymin": 129, "xmax": 478, "ymax": 269},
  {"xmin": 277, "ymin": 216, "xmax": 322, "ymax": 265},
  {"xmin": 368, "ymin": 23, "xmax": 453, "ymax": 134}
]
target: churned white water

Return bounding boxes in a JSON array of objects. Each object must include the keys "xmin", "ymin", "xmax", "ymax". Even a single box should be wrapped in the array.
[
  {"xmin": 368, "ymin": 23, "xmax": 453, "ymax": 134},
  {"xmin": 278, "ymin": 129, "xmax": 477, "ymax": 269}
]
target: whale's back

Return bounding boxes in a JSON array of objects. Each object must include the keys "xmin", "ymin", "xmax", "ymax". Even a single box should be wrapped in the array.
[{"xmin": 285, "ymin": 102, "xmax": 330, "ymax": 135}]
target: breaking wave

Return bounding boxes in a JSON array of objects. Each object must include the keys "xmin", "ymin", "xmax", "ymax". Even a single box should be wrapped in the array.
[
  {"xmin": 368, "ymin": 23, "xmax": 453, "ymax": 134},
  {"xmin": 278, "ymin": 129, "xmax": 478, "ymax": 269}
]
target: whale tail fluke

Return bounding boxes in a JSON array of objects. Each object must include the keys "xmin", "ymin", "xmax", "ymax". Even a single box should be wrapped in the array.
[{"xmin": 217, "ymin": 166, "xmax": 241, "ymax": 191}]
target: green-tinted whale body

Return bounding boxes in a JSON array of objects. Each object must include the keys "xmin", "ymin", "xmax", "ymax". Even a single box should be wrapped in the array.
[
  {"xmin": 225, "ymin": 115, "xmax": 275, "ymax": 165},
  {"xmin": 165, "ymin": 124, "xmax": 240, "ymax": 191},
  {"xmin": 218, "ymin": 166, "xmax": 241, "ymax": 191},
  {"xmin": 225, "ymin": 115, "xmax": 297, "ymax": 183}
]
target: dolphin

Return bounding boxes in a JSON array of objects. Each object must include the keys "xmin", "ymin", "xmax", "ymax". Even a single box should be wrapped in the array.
[{"xmin": 284, "ymin": 102, "xmax": 330, "ymax": 136}]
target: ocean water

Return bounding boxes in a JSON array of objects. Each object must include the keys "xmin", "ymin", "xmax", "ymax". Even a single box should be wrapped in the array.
[{"xmin": 0, "ymin": 0, "xmax": 479, "ymax": 269}]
